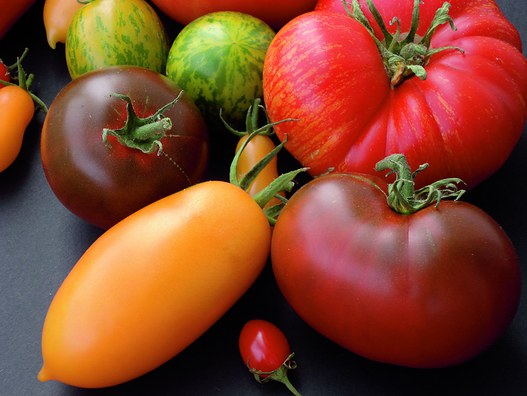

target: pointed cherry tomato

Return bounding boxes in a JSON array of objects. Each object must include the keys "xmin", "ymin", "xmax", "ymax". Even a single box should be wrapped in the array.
[
  {"xmin": 43, "ymin": 0, "xmax": 84, "ymax": 49},
  {"xmin": 239, "ymin": 319, "xmax": 301, "ymax": 395},
  {"xmin": 0, "ymin": 85, "xmax": 34, "ymax": 172}
]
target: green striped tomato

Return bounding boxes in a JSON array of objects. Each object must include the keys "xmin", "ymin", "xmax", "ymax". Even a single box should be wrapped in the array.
[
  {"xmin": 66, "ymin": 0, "xmax": 169, "ymax": 79},
  {"xmin": 165, "ymin": 12, "xmax": 275, "ymax": 125}
]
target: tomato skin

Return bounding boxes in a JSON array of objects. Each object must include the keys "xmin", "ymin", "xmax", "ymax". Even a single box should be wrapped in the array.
[
  {"xmin": 43, "ymin": 0, "xmax": 84, "ymax": 49},
  {"xmin": 38, "ymin": 181, "xmax": 272, "ymax": 388},
  {"xmin": 239, "ymin": 319, "xmax": 292, "ymax": 374},
  {"xmin": 166, "ymin": 12, "xmax": 275, "ymax": 124},
  {"xmin": 152, "ymin": 0, "xmax": 317, "ymax": 30},
  {"xmin": 41, "ymin": 66, "xmax": 208, "ymax": 229},
  {"xmin": 66, "ymin": 0, "xmax": 169, "ymax": 79},
  {"xmin": 263, "ymin": 1, "xmax": 527, "ymax": 189},
  {"xmin": 0, "ymin": 85, "xmax": 35, "ymax": 172},
  {"xmin": 271, "ymin": 173, "xmax": 521, "ymax": 368}
]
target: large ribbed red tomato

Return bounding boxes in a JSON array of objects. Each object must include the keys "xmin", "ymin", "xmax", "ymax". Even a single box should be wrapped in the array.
[{"xmin": 263, "ymin": 0, "xmax": 527, "ymax": 189}]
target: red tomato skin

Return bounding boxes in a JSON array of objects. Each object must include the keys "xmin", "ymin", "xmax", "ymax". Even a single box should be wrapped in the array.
[
  {"xmin": 41, "ymin": 66, "xmax": 208, "ymax": 229},
  {"xmin": 271, "ymin": 173, "xmax": 521, "ymax": 368},
  {"xmin": 151, "ymin": 0, "xmax": 317, "ymax": 29},
  {"xmin": 239, "ymin": 319, "xmax": 292, "ymax": 373},
  {"xmin": 263, "ymin": 2, "xmax": 527, "ymax": 189}
]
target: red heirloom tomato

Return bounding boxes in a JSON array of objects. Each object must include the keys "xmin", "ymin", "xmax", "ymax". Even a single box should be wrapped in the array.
[
  {"xmin": 239, "ymin": 319, "xmax": 301, "ymax": 396},
  {"xmin": 41, "ymin": 66, "xmax": 208, "ymax": 229},
  {"xmin": 151, "ymin": 0, "xmax": 317, "ymax": 30},
  {"xmin": 271, "ymin": 154, "xmax": 521, "ymax": 368},
  {"xmin": 263, "ymin": 0, "xmax": 527, "ymax": 189}
]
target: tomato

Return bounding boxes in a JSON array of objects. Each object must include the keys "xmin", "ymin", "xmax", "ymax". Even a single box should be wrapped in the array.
[
  {"xmin": 0, "ymin": 0, "xmax": 35, "ymax": 40},
  {"xmin": 38, "ymin": 181, "xmax": 272, "ymax": 388},
  {"xmin": 66, "ymin": 0, "xmax": 169, "ymax": 79},
  {"xmin": 239, "ymin": 319, "xmax": 301, "ymax": 396},
  {"xmin": 37, "ymin": 131, "xmax": 302, "ymax": 388},
  {"xmin": 41, "ymin": 66, "xmax": 208, "ymax": 229},
  {"xmin": 263, "ymin": 0, "xmax": 527, "ymax": 189},
  {"xmin": 271, "ymin": 154, "xmax": 521, "ymax": 368},
  {"xmin": 0, "ymin": 50, "xmax": 47, "ymax": 172},
  {"xmin": 0, "ymin": 60, "xmax": 9, "ymax": 87},
  {"xmin": 43, "ymin": 0, "xmax": 84, "ymax": 49},
  {"xmin": 166, "ymin": 11, "xmax": 275, "ymax": 125},
  {"xmin": 0, "ymin": 86, "xmax": 34, "ymax": 172},
  {"xmin": 151, "ymin": 0, "xmax": 317, "ymax": 30}
]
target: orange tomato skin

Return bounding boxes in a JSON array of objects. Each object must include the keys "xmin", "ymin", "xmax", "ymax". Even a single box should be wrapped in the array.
[
  {"xmin": 43, "ymin": 0, "xmax": 84, "ymax": 49},
  {"xmin": 0, "ymin": 85, "xmax": 35, "ymax": 172},
  {"xmin": 38, "ymin": 181, "xmax": 271, "ymax": 388},
  {"xmin": 236, "ymin": 134, "xmax": 282, "ymax": 207}
]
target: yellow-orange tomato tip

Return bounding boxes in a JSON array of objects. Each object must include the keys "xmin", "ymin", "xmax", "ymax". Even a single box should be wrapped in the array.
[{"xmin": 37, "ymin": 367, "xmax": 50, "ymax": 382}]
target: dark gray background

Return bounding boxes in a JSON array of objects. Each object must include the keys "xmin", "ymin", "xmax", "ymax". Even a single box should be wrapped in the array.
[{"xmin": 1, "ymin": 1, "xmax": 526, "ymax": 395}]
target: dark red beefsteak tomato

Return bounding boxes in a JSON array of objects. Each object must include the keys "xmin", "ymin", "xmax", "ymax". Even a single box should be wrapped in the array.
[
  {"xmin": 271, "ymin": 154, "xmax": 521, "ymax": 368},
  {"xmin": 41, "ymin": 66, "xmax": 208, "ymax": 229},
  {"xmin": 263, "ymin": 0, "xmax": 527, "ymax": 189}
]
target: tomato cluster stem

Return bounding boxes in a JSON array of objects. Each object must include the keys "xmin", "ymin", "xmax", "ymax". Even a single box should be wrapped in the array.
[
  {"xmin": 375, "ymin": 154, "xmax": 465, "ymax": 214},
  {"xmin": 343, "ymin": 0, "xmax": 463, "ymax": 86},
  {"xmin": 0, "ymin": 48, "xmax": 48, "ymax": 112}
]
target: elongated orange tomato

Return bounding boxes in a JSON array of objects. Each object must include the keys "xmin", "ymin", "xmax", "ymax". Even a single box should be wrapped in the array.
[
  {"xmin": 236, "ymin": 133, "xmax": 281, "ymax": 203},
  {"xmin": 0, "ymin": 85, "xmax": 34, "ymax": 172},
  {"xmin": 43, "ymin": 0, "xmax": 84, "ymax": 49},
  {"xmin": 38, "ymin": 180, "xmax": 272, "ymax": 388}
]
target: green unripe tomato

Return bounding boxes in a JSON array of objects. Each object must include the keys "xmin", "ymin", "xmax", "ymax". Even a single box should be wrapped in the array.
[
  {"xmin": 66, "ymin": 0, "xmax": 169, "ymax": 79},
  {"xmin": 165, "ymin": 11, "xmax": 275, "ymax": 125}
]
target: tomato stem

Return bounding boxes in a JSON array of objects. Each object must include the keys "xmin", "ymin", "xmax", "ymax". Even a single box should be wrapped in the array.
[
  {"xmin": 248, "ymin": 352, "xmax": 302, "ymax": 396},
  {"xmin": 342, "ymin": 0, "xmax": 463, "ymax": 86},
  {"xmin": 375, "ymin": 153, "xmax": 465, "ymax": 214},
  {"xmin": 102, "ymin": 91, "xmax": 183, "ymax": 155},
  {"xmin": 0, "ymin": 48, "xmax": 48, "ymax": 112}
]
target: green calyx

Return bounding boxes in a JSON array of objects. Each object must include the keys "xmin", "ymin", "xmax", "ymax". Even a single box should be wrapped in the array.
[
  {"xmin": 102, "ymin": 91, "xmax": 183, "ymax": 155},
  {"xmin": 0, "ymin": 48, "xmax": 48, "ymax": 112},
  {"xmin": 226, "ymin": 99, "xmax": 306, "ymax": 225},
  {"xmin": 247, "ymin": 352, "xmax": 302, "ymax": 396},
  {"xmin": 343, "ymin": 0, "xmax": 463, "ymax": 86},
  {"xmin": 375, "ymin": 153, "xmax": 465, "ymax": 214}
]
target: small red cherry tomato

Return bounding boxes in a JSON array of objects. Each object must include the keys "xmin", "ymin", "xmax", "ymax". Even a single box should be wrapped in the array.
[
  {"xmin": 239, "ymin": 319, "xmax": 301, "ymax": 395},
  {"xmin": 0, "ymin": 61, "xmax": 9, "ymax": 87}
]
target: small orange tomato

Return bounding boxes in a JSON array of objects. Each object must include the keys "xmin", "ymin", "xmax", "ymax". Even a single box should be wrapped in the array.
[
  {"xmin": 0, "ymin": 85, "xmax": 35, "ymax": 172},
  {"xmin": 38, "ymin": 181, "xmax": 272, "ymax": 388},
  {"xmin": 236, "ymin": 133, "xmax": 282, "ymax": 206},
  {"xmin": 43, "ymin": 0, "xmax": 84, "ymax": 49}
]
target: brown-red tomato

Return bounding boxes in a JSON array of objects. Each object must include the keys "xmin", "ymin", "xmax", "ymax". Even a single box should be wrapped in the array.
[
  {"xmin": 271, "ymin": 154, "xmax": 521, "ymax": 368},
  {"xmin": 41, "ymin": 66, "xmax": 208, "ymax": 229}
]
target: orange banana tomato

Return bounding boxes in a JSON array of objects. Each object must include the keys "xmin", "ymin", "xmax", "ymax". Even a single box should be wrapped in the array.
[
  {"xmin": 0, "ymin": 85, "xmax": 34, "ymax": 172},
  {"xmin": 0, "ymin": 0, "xmax": 36, "ymax": 40},
  {"xmin": 43, "ymin": 0, "xmax": 84, "ymax": 49},
  {"xmin": 38, "ymin": 129, "xmax": 304, "ymax": 387}
]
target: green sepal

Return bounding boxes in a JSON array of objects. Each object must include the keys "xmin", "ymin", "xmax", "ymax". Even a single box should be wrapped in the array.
[
  {"xmin": 102, "ymin": 91, "xmax": 183, "ymax": 155},
  {"xmin": 375, "ymin": 153, "xmax": 465, "ymax": 214}
]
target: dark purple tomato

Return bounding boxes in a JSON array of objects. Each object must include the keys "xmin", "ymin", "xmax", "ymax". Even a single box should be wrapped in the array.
[{"xmin": 41, "ymin": 66, "xmax": 208, "ymax": 229}]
